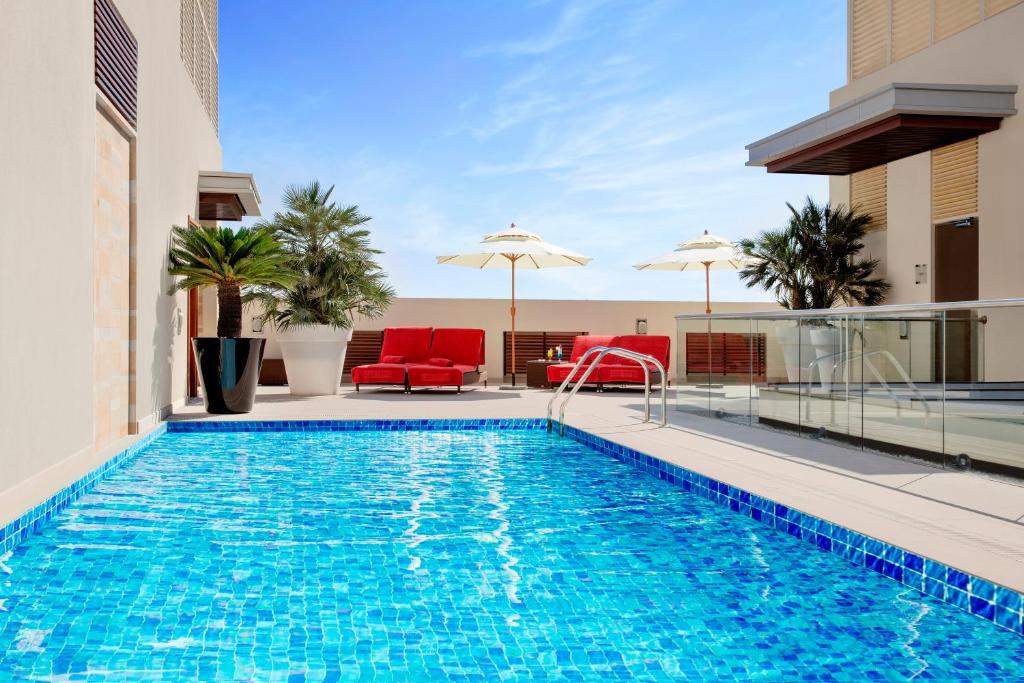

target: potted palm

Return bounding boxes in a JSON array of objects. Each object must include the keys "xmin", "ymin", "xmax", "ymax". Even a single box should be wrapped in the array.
[
  {"xmin": 168, "ymin": 225, "xmax": 295, "ymax": 413},
  {"xmin": 252, "ymin": 181, "xmax": 394, "ymax": 396},
  {"xmin": 738, "ymin": 197, "xmax": 889, "ymax": 386}
]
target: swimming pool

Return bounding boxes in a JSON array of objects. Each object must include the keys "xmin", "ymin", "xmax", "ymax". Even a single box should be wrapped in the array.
[{"xmin": 1, "ymin": 421, "xmax": 1021, "ymax": 679}]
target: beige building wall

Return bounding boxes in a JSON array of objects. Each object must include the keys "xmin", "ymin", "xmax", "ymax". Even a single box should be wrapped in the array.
[
  {"xmin": 0, "ymin": 2, "xmax": 221, "ymax": 522},
  {"xmin": 832, "ymin": 3, "xmax": 1024, "ymax": 305},
  {"xmin": 249, "ymin": 298, "xmax": 779, "ymax": 382},
  {"xmin": 833, "ymin": 3, "xmax": 1024, "ymax": 382}
]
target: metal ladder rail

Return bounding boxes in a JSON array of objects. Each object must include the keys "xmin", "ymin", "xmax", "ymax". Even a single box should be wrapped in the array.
[{"xmin": 546, "ymin": 346, "xmax": 667, "ymax": 435}]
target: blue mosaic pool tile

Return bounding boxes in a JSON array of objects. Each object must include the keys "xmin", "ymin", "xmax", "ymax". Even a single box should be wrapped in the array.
[
  {"xmin": 0, "ymin": 424, "xmax": 167, "ymax": 555},
  {"xmin": 947, "ymin": 568, "xmax": 970, "ymax": 591},
  {"xmin": 558, "ymin": 422, "xmax": 1024, "ymax": 638},
  {"xmin": 996, "ymin": 586, "xmax": 1024, "ymax": 613},
  {"xmin": 167, "ymin": 417, "xmax": 547, "ymax": 433}
]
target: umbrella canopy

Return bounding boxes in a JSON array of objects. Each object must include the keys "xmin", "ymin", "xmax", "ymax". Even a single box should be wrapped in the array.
[
  {"xmin": 436, "ymin": 223, "xmax": 591, "ymax": 269},
  {"xmin": 437, "ymin": 223, "xmax": 591, "ymax": 384},
  {"xmin": 633, "ymin": 230, "xmax": 751, "ymax": 314}
]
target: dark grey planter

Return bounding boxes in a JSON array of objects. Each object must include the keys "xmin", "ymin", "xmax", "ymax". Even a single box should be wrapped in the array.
[{"xmin": 192, "ymin": 337, "xmax": 266, "ymax": 414}]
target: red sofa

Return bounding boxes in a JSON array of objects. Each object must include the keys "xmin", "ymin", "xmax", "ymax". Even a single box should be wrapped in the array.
[
  {"xmin": 407, "ymin": 328, "xmax": 486, "ymax": 392},
  {"xmin": 546, "ymin": 334, "xmax": 670, "ymax": 389},
  {"xmin": 351, "ymin": 327, "xmax": 486, "ymax": 392},
  {"xmin": 351, "ymin": 327, "xmax": 432, "ymax": 391},
  {"xmin": 546, "ymin": 335, "xmax": 614, "ymax": 385}
]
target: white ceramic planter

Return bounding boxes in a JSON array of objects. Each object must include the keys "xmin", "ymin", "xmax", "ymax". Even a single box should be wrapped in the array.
[
  {"xmin": 277, "ymin": 325, "xmax": 353, "ymax": 396},
  {"xmin": 809, "ymin": 326, "xmax": 843, "ymax": 391},
  {"xmin": 776, "ymin": 325, "xmax": 844, "ymax": 389},
  {"xmin": 776, "ymin": 326, "xmax": 812, "ymax": 384}
]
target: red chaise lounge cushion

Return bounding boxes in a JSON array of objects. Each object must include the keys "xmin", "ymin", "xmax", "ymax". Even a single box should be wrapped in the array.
[
  {"xmin": 408, "ymin": 328, "xmax": 486, "ymax": 389},
  {"xmin": 597, "ymin": 334, "xmax": 671, "ymax": 384},
  {"xmin": 352, "ymin": 327, "xmax": 434, "ymax": 387},
  {"xmin": 546, "ymin": 335, "xmax": 614, "ymax": 384}
]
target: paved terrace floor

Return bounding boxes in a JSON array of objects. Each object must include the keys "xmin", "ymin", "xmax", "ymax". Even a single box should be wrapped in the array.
[{"xmin": 173, "ymin": 385, "xmax": 1024, "ymax": 593}]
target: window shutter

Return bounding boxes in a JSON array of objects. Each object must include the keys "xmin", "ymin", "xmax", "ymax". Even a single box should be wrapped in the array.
[
  {"xmin": 94, "ymin": 0, "xmax": 138, "ymax": 127},
  {"xmin": 891, "ymin": 0, "xmax": 931, "ymax": 60},
  {"xmin": 985, "ymin": 0, "xmax": 1024, "ymax": 15},
  {"xmin": 851, "ymin": 164, "xmax": 887, "ymax": 232},
  {"xmin": 851, "ymin": 0, "xmax": 889, "ymax": 79},
  {"xmin": 932, "ymin": 138, "xmax": 978, "ymax": 221},
  {"xmin": 180, "ymin": 0, "xmax": 218, "ymax": 133},
  {"xmin": 935, "ymin": 0, "xmax": 981, "ymax": 40}
]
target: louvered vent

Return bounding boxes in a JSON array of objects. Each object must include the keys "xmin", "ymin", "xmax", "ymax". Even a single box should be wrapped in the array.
[
  {"xmin": 932, "ymin": 138, "xmax": 978, "ymax": 221},
  {"xmin": 851, "ymin": 164, "xmax": 887, "ymax": 232},
  {"xmin": 180, "ymin": 0, "xmax": 218, "ymax": 133},
  {"xmin": 94, "ymin": 0, "xmax": 137, "ymax": 127},
  {"xmin": 985, "ymin": 0, "xmax": 1024, "ymax": 15},
  {"xmin": 891, "ymin": 0, "xmax": 930, "ymax": 60},
  {"xmin": 850, "ymin": 0, "xmax": 1014, "ymax": 81},
  {"xmin": 851, "ymin": 0, "xmax": 889, "ymax": 79},
  {"xmin": 935, "ymin": 0, "xmax": 981, "ymax": 40}
]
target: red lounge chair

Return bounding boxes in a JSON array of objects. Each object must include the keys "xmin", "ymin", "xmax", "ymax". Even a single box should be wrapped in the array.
[
  {"xmin": 407, "ymin": 328, "xmax": 486, "ymax": 392},
  {"xmin": 546, "ymin": 335, "xmax": 614, "ymax": 386},
  {"xmin": 352, "ymin": 327, "xmax": 433, "ymax": 392},
  {"xmin": 597, "ymin": 335, "xmax": 671, "ymax": 386},
  {"xmin": 547, "ymin": 334, "xmax": 670, "ymax": 389}
]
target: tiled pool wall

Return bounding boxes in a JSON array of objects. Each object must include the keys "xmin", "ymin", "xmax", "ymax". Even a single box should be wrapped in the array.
[
  {"xmin": 2, "ymin": 417, "xmax": 1021, "ymax": 638},
  {"xmin": 0, "ymin": 424, "xmax": 167, "ymax": 554},
  {"xmin": 559, "ymin": 423, "xmax": 1024, "ymax": 638},
  {"xmin": 167, "ymin": 418, "xmax": 547, "ymax": 433}
]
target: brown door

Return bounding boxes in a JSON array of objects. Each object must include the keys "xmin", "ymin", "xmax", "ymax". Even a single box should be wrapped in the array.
[{"xmin": 933, "ymin": 219, "xmax": 979, "ymax": 382}]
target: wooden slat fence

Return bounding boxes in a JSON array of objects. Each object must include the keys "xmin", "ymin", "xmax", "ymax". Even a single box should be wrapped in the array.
[
  {"xmin": 503, "ymin": 331, "xmax": 587, "ymax": 376},
  {"xmin": 685, "ymin": 332, "xmax": 767, "ymax": 380},
  {"xmin": 343, "ymin": 330, "xmax": 385, "ymax": 374}
]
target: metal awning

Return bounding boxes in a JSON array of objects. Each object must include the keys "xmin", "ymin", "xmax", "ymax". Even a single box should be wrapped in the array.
[
  {"xmin": 197, "ymin": 171, "xmax": 261, "ymax": 221},
  {"xmin": 746, "ymin": 83, "xmax": 1016, "ymax": 175}
]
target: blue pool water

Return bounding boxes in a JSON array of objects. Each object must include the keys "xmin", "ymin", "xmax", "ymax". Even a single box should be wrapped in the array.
[{"xmin": 0, "ymin": 428, "xmax": 1022, "ymax": 680}]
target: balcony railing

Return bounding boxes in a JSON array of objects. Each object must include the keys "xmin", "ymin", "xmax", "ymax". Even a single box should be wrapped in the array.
[{"xmin": 676, "ymin": 299, "xmax": 1024, "ymax": 482}]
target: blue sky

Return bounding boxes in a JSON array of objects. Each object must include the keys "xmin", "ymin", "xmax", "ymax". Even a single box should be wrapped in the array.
[{"xmin": 220, "ymin": 1, "xmax": 845, "ymax": 302}]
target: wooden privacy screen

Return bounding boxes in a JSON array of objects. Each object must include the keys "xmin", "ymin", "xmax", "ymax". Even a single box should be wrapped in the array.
[
  {"xmin": 685, "ymin": 333, "xmax": 767, "ymax": 380},
  {"xmin": 95, "ymin": 0, "xmax": 138, "ymax": 126},
  {"xmin": 504, "ymin": 331, "xmax": 588, "ymax": 376},
  {"xmin": 851, "ymin": 164, "xmax": 887, "ymax": 232},
  {"xmin": 343, "ymin": 331, "xmax": 385, "ymax": 374},
  {"xmin": 932, "ymin": 137, "xmax": 978, "ymax": 222}
]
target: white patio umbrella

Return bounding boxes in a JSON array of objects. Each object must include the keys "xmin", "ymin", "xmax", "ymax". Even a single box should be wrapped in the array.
[
  {"xmin": 633, "ymin": 230, "xmax": 751, "ymax": 314},
  {"xmin": 437, "ymin": 223, "xmax": 592, "ymax": 385}
]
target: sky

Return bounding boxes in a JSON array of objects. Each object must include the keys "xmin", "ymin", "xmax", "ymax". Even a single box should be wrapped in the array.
[{"xmin": 220, "ymin": 0, "xmax": 845, "ymax": 303}]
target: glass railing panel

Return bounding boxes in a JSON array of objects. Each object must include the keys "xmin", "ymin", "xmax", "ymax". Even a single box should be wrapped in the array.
[
  {"xmin": 675, "ymin": 299, "xmax": 1024, "ymax": 484},
  {"xmin": 750, "ymin": 317, "xmax": 802, "ymax": 436},
  {"xmin": 676, "ymin": 316, "xmax": 711, "ymax": 416},
  {"xmin": 707, "ymin": 317, "xmax": 754, "ymax": 425},
  {"xmin": 942, "ymin": 304, "xmax": 1024, "ymax": 480},
  {"xmin": 856, "ymin": 310, "xmax": 945, "ymax": 463},
  {"xmin": 795, "ymin": 316, "xmax": 857, "ymax": 441}
]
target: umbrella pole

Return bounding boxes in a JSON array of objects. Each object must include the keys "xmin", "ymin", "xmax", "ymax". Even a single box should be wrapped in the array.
[
  {"xmin": 703, "ymin": 261, "xmax": 712, "ymax": 315},
  {"xmin": 510, "ymin": 256, "xmax": 518, "ymax": 385}
]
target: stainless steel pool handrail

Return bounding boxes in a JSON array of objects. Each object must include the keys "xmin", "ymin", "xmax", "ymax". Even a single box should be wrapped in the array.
[{"xmin": 546, "ymin": 346, "xmax": 667, "ymax": 435}]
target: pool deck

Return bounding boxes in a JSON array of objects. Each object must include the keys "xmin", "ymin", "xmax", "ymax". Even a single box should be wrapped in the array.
[{"xmin": 172, "ymin": 385, "xmax": 1024, "ymax": 593}]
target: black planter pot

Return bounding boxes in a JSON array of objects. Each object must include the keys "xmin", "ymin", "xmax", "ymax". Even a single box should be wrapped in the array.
[{"xmin": 192, "ymin": 337, "xmax": 266, "ymax": 414}]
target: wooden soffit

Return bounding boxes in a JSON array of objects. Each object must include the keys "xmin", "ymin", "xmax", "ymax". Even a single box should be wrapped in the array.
[
  {"xmin": 746, "ymin": 83, "xmax": 1016, "ymax": 175},
  {"xmin": 197, "ymin": 171, "xmax": 261, "ymax": 221}
]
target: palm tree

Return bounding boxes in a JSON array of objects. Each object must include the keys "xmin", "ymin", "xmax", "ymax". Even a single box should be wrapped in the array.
[
  {"xmin": 738, "ymin": 197, "xmax": 889, "ymax": 309},
  {"xmin": 167, "ymin": 225, "xmax": 296, "ymax": 338},
  {"xmin": 251, "ymin": 181, "xmax": 394, "ymax": 329}
]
